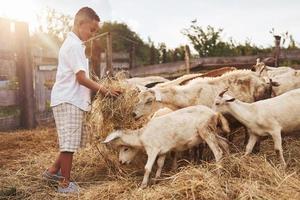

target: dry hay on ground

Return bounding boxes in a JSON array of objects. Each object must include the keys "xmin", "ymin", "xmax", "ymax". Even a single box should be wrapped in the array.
[
  {"xmin": 2, "ymin": 72, "xmax": 300, "ymax": 199},
  {"xmin": 1, "ymin": 126, "xmax": 300, "ymax": 200}
]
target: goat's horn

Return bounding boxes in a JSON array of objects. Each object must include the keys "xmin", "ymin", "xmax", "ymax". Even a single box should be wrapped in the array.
[
  {"xmin": 256, "ymin": 58, "xmax": 261, "ymax": 64},
  {"xmin": 219, "ymin": 88, "xmax": 229, "ymax": 97},
  {"xmin": 258, "ymin": 65, "xmax": 266, "ymax": 75}
]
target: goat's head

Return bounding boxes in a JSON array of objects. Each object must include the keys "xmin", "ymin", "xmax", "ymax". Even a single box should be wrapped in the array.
[
  {"xmin": 118, "ymin": 146, "xmax": 139, "ymax": 165},
  {"xmin": 132, "ymin": 89, "xmax": 157, "ymax": 119},
  {"xmin": 254, "ymin": 77, "xmax": 280, "ymax": 99},
  {"xmin": 212, "ymin": 88, "xmax": 236, "ymax": 113},
  {"xmin": 251, "ymin": 60, "xmax": 268, "ymax": 77},
  {"xmin": 102, "ymin": 131, "xmax": 140, "ymax": 164}
]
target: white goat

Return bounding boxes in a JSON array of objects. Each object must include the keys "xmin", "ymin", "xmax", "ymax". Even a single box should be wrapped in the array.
[
  {"xmin": 252, "ymin": 61, "xmax": 300, "ymax": 96},
  {"xmin": 213, "ymin": 88, "xmax": 300, "ymax": 167},
  {"xmin": 119, "ymin": 107, "xmax": 177, "ymax": 169},
  {"xmin": 133, "ymin": 70, "xmax": 273, "ymax": 119},
  {"xmin": 268, "ymin": 70, "xmax": 300, "ymax": 96},
  {"xmin": 251, "ymin": 61, "xmax": 295, "ymax": 77},
  {"xmin": 102, "ymin": 105, "xmax": 230, "ymax": 188}
]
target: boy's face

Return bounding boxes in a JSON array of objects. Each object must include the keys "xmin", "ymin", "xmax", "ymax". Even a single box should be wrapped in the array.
[{"xmin": 78, "ymin": 20, "xmax": 99, "ymax": 41}]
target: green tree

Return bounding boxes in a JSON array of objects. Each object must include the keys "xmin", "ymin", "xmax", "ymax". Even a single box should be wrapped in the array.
[
  {"xmin": 182, "ymin": 20, "xmax": 232, "ymax": 57},
  {"xmin": 95, "ymin": 22, "xmax": 160, "ymax": 65},
  {"xmin": 183, "ymin": 20, "xmax": 274, "ymax": 57},
  {"xmin": 31, "ymin": 8, "xmax": 73, "ymax": 53},
  {"xmin": 37, "ymin": 7, "xmax": 73, "ymax": 42},
  {"xmin": 158, "ymin": 43, "xmax": 167, "ymax": 63}
]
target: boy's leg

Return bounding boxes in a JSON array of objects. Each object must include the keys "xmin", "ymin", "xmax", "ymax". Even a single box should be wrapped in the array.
[
  {"xmin": 45, "ymin": 151, "xmax": 73, "ymax": 183},
  {"xmin": 48, "ymin": 151, "xmax": 73, "ymax": 177},
  {"xmin": 60, "ymin": 152, "xmax": 74, "ymax": 182},
  {"xmin": 48, "ymin": 155, "xmax": 61, "ymax": 175},
  {"xmin": 45, "ymin": 103, "xmax": 83, "ymax": 193}
]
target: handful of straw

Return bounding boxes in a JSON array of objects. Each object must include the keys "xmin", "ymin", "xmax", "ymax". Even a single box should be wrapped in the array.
[{"xmin": 85, "ymin": 72, "xmax": 147, "ymax": 143}]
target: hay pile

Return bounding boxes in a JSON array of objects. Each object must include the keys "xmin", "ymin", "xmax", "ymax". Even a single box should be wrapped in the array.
[
  {"xmin": 85, "ymin": 72, "xmax": 147, "ymax": 142},
  {"xmin": 84, "ymin": 72, "xmax": 149, "ymax": 176},
  {"xmin": 1, "ymin": 126, "xmax": 300, "ymax": 200}
]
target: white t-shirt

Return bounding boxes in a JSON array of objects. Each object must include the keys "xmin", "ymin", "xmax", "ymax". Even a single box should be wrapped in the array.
[{"xmin": 51, "ymin": 32, "xmax": 91, "ymax": 111}]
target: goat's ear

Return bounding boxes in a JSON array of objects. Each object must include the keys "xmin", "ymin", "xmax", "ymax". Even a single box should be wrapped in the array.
[
  {"xmin": 102, "ymin": 131, "xmax": 122, "ymax": 144},
  {"xmin": 226, "ymin": 98, "xmax": 235, "ymax": 102},
  {"xmin": 268, "ymin": 78, "xmax": 280, "ymax": 87},
  {"xmin": 271, "ymin": 81, "xmax": 280, "ymax": 87},
  {"xmin": 145, "ymin": 81, "xmax": 163, "ymax": 88},
  {"xmin": 151, "ymin": 88, "xmax": 162, "ymax": 101}
]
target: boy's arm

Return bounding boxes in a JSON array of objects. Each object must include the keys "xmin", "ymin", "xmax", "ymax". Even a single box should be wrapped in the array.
[{"xmin": 76, "ymin": 71, "xmax": 121, "ymax": 97}]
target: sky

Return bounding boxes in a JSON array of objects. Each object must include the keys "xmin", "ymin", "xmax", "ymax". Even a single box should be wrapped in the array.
[{"xmin": 0, "ymin": 0, "xmax": 299, "ymax": 49}]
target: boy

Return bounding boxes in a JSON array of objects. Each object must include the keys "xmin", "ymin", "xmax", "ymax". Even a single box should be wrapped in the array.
[{"xmin": 42, "ymin": 7, "xmax": 121, "ymax": 193}]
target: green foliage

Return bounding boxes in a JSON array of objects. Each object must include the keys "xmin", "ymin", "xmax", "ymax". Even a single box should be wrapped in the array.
[
  {"xmin": 232, "ymin": 40, "xmax": 272, "ymax": 56},
  {"xmin": 31, "ymin": 8, "xmax": 72, "ymax": 52},
  {"xmin": 183, "ymin": 20, "xmax": 274, "ymax": 57},
  {"xmin": 182, "ymin": 21, "xmax": 229, "ymax": 57},
  {"xmin": 269, "ymin": 28, "xmax": 299, "ymax": 50},
  {"xmin": 95, "ymin": 22, "xmax": 163, "ymax": 65},
  {"xmin": 93, "ymin": 22, "xmax": 186, "ymax": 65},
  {"xmin": 157, "ymin": 43, "xmax": 186, "ymax": 63},
  {"xmin": 37, "ymin": 7, "xmax": 73, "ymax": 43}
]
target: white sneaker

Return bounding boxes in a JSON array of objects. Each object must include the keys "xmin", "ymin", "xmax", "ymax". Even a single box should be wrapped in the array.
[{"xmin": 57, "ymin": 182, "xmax": 79, "ymax": 193}]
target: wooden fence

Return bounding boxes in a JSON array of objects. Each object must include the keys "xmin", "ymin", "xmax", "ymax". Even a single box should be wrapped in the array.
[
  {"xmin": 0, "ymin": 18, "xmax": 58, "ymax": 130},
  {"xmin": 129, "ymin": 49, "xmax": 300, "ymax": 78},
  {"xmin": 99, "ymin": 52, "xmax": 130, "ymax": 77}
]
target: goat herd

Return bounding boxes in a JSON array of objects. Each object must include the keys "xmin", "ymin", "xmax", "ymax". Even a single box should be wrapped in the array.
[{"xmin": 101, "ymin": 60, "xmax": 300, "ymax": 188}]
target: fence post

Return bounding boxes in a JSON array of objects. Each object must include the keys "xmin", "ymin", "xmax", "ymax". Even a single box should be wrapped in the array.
[
  {"xmin": 129, "ymin": 44, "xmax": 136, "ymax": 69},
  {"xmin": 106, "ymin": 32, "xmax": 113, "ymax": 76},
  {"xmin": 15, "ymin": 21, "xmax": 36, "ymax": 129},
  {"xmin": 90, "ymin": 40, "xmax": 102, "ymax": 79},
  {"xmin": 184, "ymin": 45, "xmax": 191, "ymax": 74},
  {"xmin": 274, "ymin": 35, "xmax": 281, "ymax": 67}
]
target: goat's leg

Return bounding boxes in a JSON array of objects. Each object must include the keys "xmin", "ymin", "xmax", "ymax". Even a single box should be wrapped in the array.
[
  {"xmin": 245, "ymin": 133, "xmax": 258, "ymax": 155},
  {"xmin": 192, "ymin": 147, "xmax": 198, "ymax": 163},
  {"xmin": 197, "ymin": 144, "xmax": 205, "ymax": 162},
  {"xmin": 252, "ymin": 138, "xmax": 261, "ymax": 154},
  {"xmin": 141, "ymin": 151, "xmax": 158, "ymax": 189},
  {"xmin": 171, "ymin": 151, "xmax": 178, "ymax": 170},
  {"xmin": 244, "ymin": 126, "xmax": 249, "ymax": 146},
  {"xmin": 270, "ymin": 131, "xmax": 286, "ymax": 168},
  {"xmin": 154, "ymin": 154, "xmax": 166, "ymax": 183},
  {"xmin": 199, "ymin": 130, "xmax": 223, "ymax": 162},
  {"xmin": 205, "ymin": 140, "xmax": 223, "ymax": 162},
  {"xmin": 243, "ymin": 126, "xmax": 260, "ymax": 154}
]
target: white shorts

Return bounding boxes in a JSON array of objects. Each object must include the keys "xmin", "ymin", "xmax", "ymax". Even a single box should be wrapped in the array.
[{"xmin": 52, "ymin": 103, "xmax": 88, "ymax": 152}]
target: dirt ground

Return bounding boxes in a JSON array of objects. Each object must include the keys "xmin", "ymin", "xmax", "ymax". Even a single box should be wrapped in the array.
[{"xmin": 1, "ymin": 125, "xmax": 300, "ymax": 200}]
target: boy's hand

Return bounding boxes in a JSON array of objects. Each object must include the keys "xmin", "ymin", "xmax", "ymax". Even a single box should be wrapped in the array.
[
  {"xmin": 100, "ymin": 86, "xmax": 122, "ymax": 97},
  {"xmin": 109, "ymin": 88, "xmax": 122, "ymax": 97}
]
